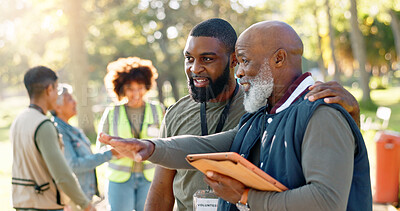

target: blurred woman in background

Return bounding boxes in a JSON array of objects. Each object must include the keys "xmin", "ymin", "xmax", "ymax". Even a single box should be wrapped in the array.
[
  {"xmin": 97, "ymin": 57, "xmax": 164, "ymax": 211},
  {"xmin": 51, "ymin": 83, "xmax": 120, "ymax": 211}
]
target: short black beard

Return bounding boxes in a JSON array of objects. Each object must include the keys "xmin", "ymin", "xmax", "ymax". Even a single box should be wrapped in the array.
[{"xmin": 188, "ymin": 61, "xmax": 231, "ymax": 103}]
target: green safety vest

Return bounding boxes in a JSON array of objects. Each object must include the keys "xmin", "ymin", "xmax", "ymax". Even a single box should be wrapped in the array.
[{"xmin": 107, "ymin": 102, "xmax": 163, "ymax": 183}]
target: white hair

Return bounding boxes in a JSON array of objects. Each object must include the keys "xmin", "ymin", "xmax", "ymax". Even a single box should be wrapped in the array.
[
  {"xmin": 243, "ymin": 61, "xmax": 274, "ymax": 113},
  {"xmin": 56, "ymin": 83, "xmax": 73, "ymax": 105}
]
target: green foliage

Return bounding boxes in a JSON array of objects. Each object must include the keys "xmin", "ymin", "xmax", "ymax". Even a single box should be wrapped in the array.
[
  {"xmin": 78, "ymin": 0, "xmax": 264, "ymax": 102},
  {"xmin": 363, "ymin": 15, "xmax": 396, "ymax": 67},
  {"xmin": 359, "ymin": 98, "xmax": 378, "ymax": 111}
]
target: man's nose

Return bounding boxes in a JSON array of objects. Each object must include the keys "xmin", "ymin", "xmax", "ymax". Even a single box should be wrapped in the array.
[
  {"xmin": 236, "ymin": 66, "xmax": 244, "ymax": 78},
  {"xmin": 191, "ymin": 60, "xmax": 204, "ymax": 75}
]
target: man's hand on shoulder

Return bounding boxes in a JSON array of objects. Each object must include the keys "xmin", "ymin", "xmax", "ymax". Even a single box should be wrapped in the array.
[
  {"xmin": 304, "ymin": 81, "xmax": 360, "ymax": 127},
  {"xmin": 98, "ymin": 132, "xmax": 155, "ymax": 162}
]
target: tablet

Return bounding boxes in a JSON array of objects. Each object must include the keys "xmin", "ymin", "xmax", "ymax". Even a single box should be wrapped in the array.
[{"xmin": 186, "ymin": 152, "xmax": 288, "ymax": 192}]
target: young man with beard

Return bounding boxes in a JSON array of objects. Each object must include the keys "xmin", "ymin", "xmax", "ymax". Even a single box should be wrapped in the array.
[
  {"xmin": 132, "ymin": 19, "xmax": 368, "ymax": 211},
  {"xmin": 145, "ymin": 18, "xmax": 246, "ymax": 211}
]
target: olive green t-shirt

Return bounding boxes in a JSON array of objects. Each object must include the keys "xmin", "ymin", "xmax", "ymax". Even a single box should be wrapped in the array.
[{"xmin": 159, "ymin": 88, "xmax": 245, "ymax": 211}]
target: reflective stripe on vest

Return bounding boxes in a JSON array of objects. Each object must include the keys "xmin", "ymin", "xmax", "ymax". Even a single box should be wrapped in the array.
[{"xmin": 107, "ymin": 102, "xmax": 163, "ymax": 183}]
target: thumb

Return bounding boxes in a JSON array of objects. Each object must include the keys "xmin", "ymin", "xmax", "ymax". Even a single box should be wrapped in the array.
[
  {"xmin": 133, "ymin": 153, "xmax": 143, "ymax": 162},
  {"xmin": 135, "ymin": 140, "xmax": 155, "ymax": 161}
]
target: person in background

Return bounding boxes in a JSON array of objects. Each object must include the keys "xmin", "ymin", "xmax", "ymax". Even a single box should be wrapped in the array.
[
  {"xmin": 96, "ymin": 57, "xmax": 164, "ymax": 211},
  {"xmin": 10, "ymin": 66, "xmax": 95, "ymax": 211},
  {"xmin": 51, "ymin": 83, "xmax": 121, "ymax": 211}
]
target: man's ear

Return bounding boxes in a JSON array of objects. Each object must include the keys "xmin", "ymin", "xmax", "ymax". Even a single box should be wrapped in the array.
[
  {"xmin": 273, "ymin": 49, "xmax": 287, "ymax": 68},
  {"xmin": 229, "ymin": 52, "xmax": 238, "ymax": 68},
  {"xmin": 45, "ymin": 84, "xmax": 53, "ymax": 96}
]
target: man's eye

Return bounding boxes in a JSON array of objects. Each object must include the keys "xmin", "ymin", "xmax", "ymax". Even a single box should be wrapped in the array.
[
  {"xmin": 185, "ymin": 56, "xmax": 193, "ymax": 62},
  {"xmin": 203, "ymin": 57, "xmax": 213, "ymax": 62}
]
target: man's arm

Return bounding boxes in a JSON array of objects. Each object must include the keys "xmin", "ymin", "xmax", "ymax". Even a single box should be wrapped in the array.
[
  {"xmin": 99, "ymin": 126, "xmax": 239, "ymax": 169},
  {"xmin": 36, "ymin": 121, "xmax": 93, "ymax": 210},
  {"xmin": 305, "ymin": 81, "xmax": 360, "ymax": 127},
  {"xmin": 145, "ymin": 166, "xmax": 176, "ymax": 211},
  {"xmin": 205, "ymin": 106, "xmax": 355, "ymax": 211}
]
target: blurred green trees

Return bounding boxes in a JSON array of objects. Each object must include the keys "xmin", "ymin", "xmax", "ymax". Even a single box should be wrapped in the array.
[{"xmin": 0, "ymin": 0, "xmax": 399, "ymax": 136}]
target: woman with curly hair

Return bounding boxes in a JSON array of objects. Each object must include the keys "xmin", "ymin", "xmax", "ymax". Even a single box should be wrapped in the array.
[{"xmin": 97, "ymin": 57, "xmax": 164, "ymax": 211}]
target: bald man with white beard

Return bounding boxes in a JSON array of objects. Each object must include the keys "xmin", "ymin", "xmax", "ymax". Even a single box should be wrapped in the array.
[{"xmin": 99, "ymin": 21, "xmax": 372, "ymax": 211}]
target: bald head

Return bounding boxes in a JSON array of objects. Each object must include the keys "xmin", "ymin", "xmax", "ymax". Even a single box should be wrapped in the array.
[
  {"xmin": 237, "ymin": 20, "xmax": 303, "ymax": 71},
  {"xmin": 235, "ymin": 21, "xmax": 305, "ymax": 111}
]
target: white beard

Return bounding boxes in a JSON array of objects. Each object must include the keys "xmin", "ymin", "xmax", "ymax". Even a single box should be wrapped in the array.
[{"xmin": 243, "ymin": 62, "xmax": 274, "ymax": 113}]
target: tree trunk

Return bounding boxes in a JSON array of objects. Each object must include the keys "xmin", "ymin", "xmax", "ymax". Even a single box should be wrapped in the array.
[
  {"xmin": 157, "ymin": 5, "xmax": 177, "ymax": 103},
  {"xmin": 169, "ymin": 76, "xmax": 180, "ymax": 101},
  {"xmin": 349, "ymin": 0, "xmax": 371, "ymax": 103},
  {"xmin": 314, "ymin": 5, "xmax": 326, "ymax": 81},
  {"xmin": 0, "ymin": 79, "xmax": 3, "ymax": 100},
  {"xmin": 65, "ymin": 0, "xmax": 96, "ymax": 140},
  {"xmin": 156, "ymin": 76, "xmax": 165, "ymax": 104},
  {"xmin": 326, "ymin": 0, "xmax": 341, "ymax": 82},
  {"xmin": 389, "ymin": 9, "xmax": 400, "ymax": 63}
]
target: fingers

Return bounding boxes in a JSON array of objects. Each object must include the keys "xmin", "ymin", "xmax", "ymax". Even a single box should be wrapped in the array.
[
  {"xmin": 109, "ymin": 138, "xmax": 135, "ymax": 147},
  {"xmin": 205, "ymin": 171, "xmax": 239, "ymax": 188},
  {"xmin": 99, "ymin": 132, "xmax": 112, "ymax": 144},
  {"xmin": 204, "ymin": 171, "xmax": 245, "ymax": 203},
  {"xmin": 306, "ymin": 89, "xmax": 337, "ymax": 102},
  {"xmin": 206, "ymin": 171, "xmax": 223, "ymax": 181},
  {"xmin": 308, "ymin": 81, "xmax": 323, "ymax": 91},
  {"xmin": 137, "ymin": 140, "xmax": 155, "ymax": 161},
  {"xmin": 108, "ymin": 139, "xmax": 141, "ymax": 161},
  {"xmin": 204, "ymin": 174, "xmax": 220, "ymax": 187},
  {"xmin": 133, "ymin": 153, "xmax": 143, "ymax": 162}
]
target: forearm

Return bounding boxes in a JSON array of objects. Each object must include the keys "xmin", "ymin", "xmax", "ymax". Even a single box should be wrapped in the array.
[
  {"xmin": 248, "ymin": 183, "xmax": 346, "ymax": 211},
  {"xmin": 36, "ymin": 123, "xmax": 90, "ymax": 208},
  {"xmin": 67, "ymin": 151, "xmax": 112, "ymax": 173},
  {"xmin": 62, "ymin": 133, "xmax": 112, "ymax": 173},
  {"xmin": 145, "ymin": 166, "xmax": 176, "ymax": 211},
  {"xmin": 149, "ymin": 127, "xmax": 238, "ymax": 169}
]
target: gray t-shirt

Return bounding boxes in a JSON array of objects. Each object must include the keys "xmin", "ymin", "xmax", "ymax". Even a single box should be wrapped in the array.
[{"xmin": 160, "ymin": 88, "xmax": 245, "ymax": 211}]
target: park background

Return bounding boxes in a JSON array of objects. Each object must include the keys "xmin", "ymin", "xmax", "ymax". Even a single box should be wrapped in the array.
[{"xmin": 1, "ymin": 0, "xmax": 400, "ymax": 210}]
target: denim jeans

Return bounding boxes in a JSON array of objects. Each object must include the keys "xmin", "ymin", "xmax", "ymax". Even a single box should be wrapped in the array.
[{"xmin": 108, "ymin": 173, "xmax": 151, "ymax": 211}]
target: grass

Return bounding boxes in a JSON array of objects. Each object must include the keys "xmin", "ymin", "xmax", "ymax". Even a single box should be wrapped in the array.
[{"xmin": 0, "ymin": 87, "xmax": 399, "ymax": 210}]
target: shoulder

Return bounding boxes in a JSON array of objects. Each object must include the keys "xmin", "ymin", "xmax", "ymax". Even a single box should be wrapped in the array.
[
  {"xmin": 165, "ymin": 95, "xmax": 195, "ymax": 115},
  {"xmin": 312, "ymin": 105, "xmax": 349, "ymax": 125},
  {"xmin": 163, "ymin": 95, "xmax": 196, "ymax": 123},
  {"xmin": 36, "ymin": 120, "xmax": 58, "ymax": 138}
]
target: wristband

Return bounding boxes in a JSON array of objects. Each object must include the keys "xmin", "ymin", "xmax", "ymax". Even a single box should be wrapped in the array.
[{"xmin": 236, "ymin": 189, "xmax": 250, "ymax": 211}]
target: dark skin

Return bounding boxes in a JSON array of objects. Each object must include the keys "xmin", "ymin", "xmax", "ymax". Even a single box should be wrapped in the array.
[
  {"xmin": 145, "ymin": 36, "xmax": 238, "ymax": 211},
  {"xmin": 205, "ymin": 21, "xmax": 307, "ymax": 203},
  {"xmin": 99, "ymin": 21, "xmax": 361, "ymax": 209},
  {"xmin": 236, "ymin": 21, "xmax": 304, "ymax": 111},
  {"xmin": 205, "ymin": 21, "xmax": 360, "ymax": 204},
  {"xmin": 305, "ymin": 81, "xmax": 360, "ymax": 127},
  {"xmin": 184, "ymin": 36, "xmax": 237, "ymax": 102}
]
